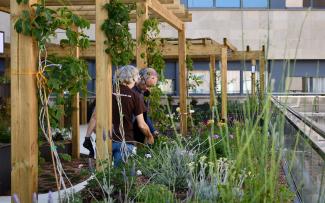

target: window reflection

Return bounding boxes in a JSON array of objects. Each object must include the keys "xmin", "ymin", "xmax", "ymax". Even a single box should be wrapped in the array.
[
  {"xmin": 216, "ymin": 0, "xmax": 240, "ymax": 8},
  {"xmin": 243, "ymin": 0, "xmax": 268, "ymax": 8},
  {"xmin": 187, "ymin": 0, "xmax": 214, "ymax": 8}
]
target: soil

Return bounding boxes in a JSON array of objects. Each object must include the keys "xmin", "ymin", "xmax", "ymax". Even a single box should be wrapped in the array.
[{"xmin": 38, "ymin": 154, "xmax": 92, "ymax": 193}]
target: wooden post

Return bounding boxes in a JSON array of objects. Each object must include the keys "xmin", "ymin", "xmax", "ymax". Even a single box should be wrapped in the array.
[
  {"xmin": 96, "ymin": 0, "xmax": 111, "ymax": 170},
  {"xmin": 136, "ymin": 1, "xmax": 148, "ymax": 69},
  {"xmin": 178, "ymin": 24, "xmax": 187, "ymax": 136},
  {"xmin": 11, "ymin": 0, "xmax": 38, "ymax": 201},
  {"xmin": 80, "ymin": 97, "xmax": 88, "ymax": 124},
  {"xmin": 71, "ymin": 26, "xmax": 80, "ymax": 159},
  {"xmin": 251, "ymin": 59, "xmax": 256, "ymax": 96},
  {"xmin": 259, "ymin": 46, "xmax": 265, "ymax": 100},
  {"xmin": 221, "ymin": 46, "xmax": 227, "ymax": 122},
  {"xmin": 209, "ymin": 55, "xmax": 216, "ymax": 108}
]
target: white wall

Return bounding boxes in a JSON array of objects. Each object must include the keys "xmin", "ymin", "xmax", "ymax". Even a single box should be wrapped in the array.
[{"xmin": 0, "ymin": 12, "xmax": 10, "ymax": 43}]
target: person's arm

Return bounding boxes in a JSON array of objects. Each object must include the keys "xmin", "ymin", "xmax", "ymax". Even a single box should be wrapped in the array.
[
  {"xmin": 86, "ymin": 110, "xmax": 96, "ymax": 137},
  {"xmin": 136, "ymin": 114, "xmax": 154, "ymax": 144},
  {"xmin": 145, "ymin": 116, "xmax": 156, "ymax": 134}
]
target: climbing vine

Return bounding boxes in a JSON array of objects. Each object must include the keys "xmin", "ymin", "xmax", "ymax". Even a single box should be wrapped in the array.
[
  {"xmin": 140, "ymin": 18, "xmax": 165, "ymax": 78},
  {"xmin": 101, "ymin": 0, "xmax": 135, "ymax": 66},
  {"xmin": 13, "ymin": 0, "xmax": 91, "ymax": 194},
  {"xmin": 14, "ymin": 2, "xmax": 91, "ymax": 127}
]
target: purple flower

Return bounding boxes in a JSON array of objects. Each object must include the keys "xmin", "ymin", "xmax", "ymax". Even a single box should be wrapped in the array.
[
  {"xmin": 13, "ymin": 194, "xmax": 20, "ymax": 203},
  {"xmin": 212, "ymin": 134, "xmax": 220, "ymax": 139}
]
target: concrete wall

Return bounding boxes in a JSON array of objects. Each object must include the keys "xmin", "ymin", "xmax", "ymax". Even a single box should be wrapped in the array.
[{"xmin": 180, "ymin": 10, "xmax": 325, "ymax": 60}]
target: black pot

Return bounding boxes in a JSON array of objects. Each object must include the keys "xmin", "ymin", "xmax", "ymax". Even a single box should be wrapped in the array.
[
  {"xmin": 0, "ymin": 143, "xmax": 11, "ymax": 195},
  {"xmin": 39, "ymin": 140, "xmax": 72, "ymax": 162},
  {"xmin": 0, "ymin": 84, "xmax": 10, "ymax": 98}
]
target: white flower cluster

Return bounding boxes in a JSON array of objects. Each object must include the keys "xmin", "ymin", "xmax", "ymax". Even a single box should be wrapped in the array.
[{"xmin": 51, "ymin": 128, "xmax": 72, "ymax": 140}]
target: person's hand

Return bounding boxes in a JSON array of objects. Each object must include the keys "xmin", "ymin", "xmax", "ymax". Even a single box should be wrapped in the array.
[{"xmin": 146, "ymin": 134, "xmax": 154, "ymax": 145}]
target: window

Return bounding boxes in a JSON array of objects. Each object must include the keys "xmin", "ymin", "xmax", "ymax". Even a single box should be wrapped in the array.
[
  {"xmin": 313, "ymin": 0, "xmax": 325, "ymax": 8},
  {"xmin": 286, "ymin": 0, "xmax": 311, "ymax": 8},
  {"xmin": 312, "ymin": 77, "xmax": 325, "ymax": 93},
  {"xmin": 216, "ymin": 71, "xmax": 240, "ymax": 94},
  {"xmin": 187, "ymin": 0, "xmax": 214, "ymax": 8},
  {"xmin": 0, "ymin": 31, "xmax": 4, "ymax": 54},
  {"xmin": 216, "ymin": 0, "xmax": 240, "ymax": 8},
  {"xmin": 188, "ymin": 70, "xmax": 210, "ymax": 94},
  {"xmin": 270, "ymin": 0, "xmax": 286, "ymax": 8},
  {"xmin": 243, "ymin": 0, "xmax": 268, "ymax": 8},
  {"xmin": 243, "ymin": 71, "xmax": 259, "ymax": 94},
  {"xmin": 159, "ymin": 79, "xmax": 175, "ymax": 94}
]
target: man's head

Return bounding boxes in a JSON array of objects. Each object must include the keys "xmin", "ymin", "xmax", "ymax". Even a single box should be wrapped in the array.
[
  {"xmin": 138, "ymin": 68, "xmax": 158, "ymax": 91},
  {"xmin": 114, "ymin": 65, "xmax": 140, "ymax": 88}
]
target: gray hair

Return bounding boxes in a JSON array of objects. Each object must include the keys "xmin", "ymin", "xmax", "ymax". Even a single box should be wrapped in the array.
[
  {"xmin": 114, "ymin": 65, "xmax": 139, "ymax": 85},
  {"xmin": 139, "ymin": 67, "xmax": 158, "ymax": 82}
]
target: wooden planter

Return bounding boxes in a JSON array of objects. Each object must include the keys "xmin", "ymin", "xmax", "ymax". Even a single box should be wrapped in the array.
[
  {"xmin": 0, "ymin": 84, "xmax": 10, "ymax": 98},
  {"xmin": 0, "ymin": 143, "xmax": 11, "ymax": 195}
]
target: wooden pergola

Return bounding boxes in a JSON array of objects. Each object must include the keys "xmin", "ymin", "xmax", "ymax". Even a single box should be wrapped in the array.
[{"xmin": 1, "ymin": 0, "xmax": 191, "ymax": 202}]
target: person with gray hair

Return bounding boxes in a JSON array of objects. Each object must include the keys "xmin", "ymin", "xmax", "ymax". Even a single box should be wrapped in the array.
[
  {"xmin": 132, "ymin": 67, "xmax": 159, "ymax": 143},
  {"xmin": 83, "ymin": 65, "xmax": 154, "ymax": 166}
]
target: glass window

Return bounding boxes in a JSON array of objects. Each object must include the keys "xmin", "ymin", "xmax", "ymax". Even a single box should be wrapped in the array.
[
  {"xmin": 270, "ymin": 0, "xmax": 286, "ymax": 8},
  {"xmin": 243, "ymin": 0, "xmax": 268, "ymax": 8},
  {"xmin": 313, "ymin": 0, "xmax": 325, "ymax": 8},
  {"xmin": 216, "ymin": 71, "xmax": 240, "ymax": 94},
  {"xmin": 159, "ymin": 79, "xmax": 175, "ymax": 94},
  {"xmin": 286, "ymin": 0, "xmax": 311, "ymax": 8},
  {"xmin": 187, "ymin": 0, "xmax": 214, "ymax": 8},
  {"xmin": 188, "ymin": 70, "xmax": 210, "ymax": 94},
  {"xmin": 243, "ymin": 71, "xmax": 260, "ymax": 94},
  {"xmin": 216, "ymin": 0, "xmax": 240, "ymax": 8},
  {"xmin": 312, "ymin": 77, "xmax": 325, "ymax": 93}
]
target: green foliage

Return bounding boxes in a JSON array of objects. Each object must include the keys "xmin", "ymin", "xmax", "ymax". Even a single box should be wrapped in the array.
[
  {"xmin": 0, "ymin": 76, "xmax": 10, "ymax": 84},
  {"xmin": 141, "ymin": 18, "xmax": 165, "ymax": 77},
  {"xmin": 137, "ymin": 184, "xmax": 175, "ymax": 203},
  {"xmin": 0, "ymin": 99, "xmax": 10, "ymax": 143},
  {"xmin": 101, "ymin": 0, "xmax": 135, "ymax": 66},
  {"xmin": 59, "ymin": 153, "xmax": 72, "ymax": 162},
  {"xmin": 46, "ymin": 55, "xmax": 90, "ymax": 127},
  {"xmin": 16, "ymin": 0, "xmax": 29, "ymax": 4},
  {"xmin": 14, "ymin": 3, "xmax": 90, "ymax": 51}
]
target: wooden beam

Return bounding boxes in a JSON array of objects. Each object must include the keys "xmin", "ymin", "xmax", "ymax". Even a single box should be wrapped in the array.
[
  {"xmin": 148, "ymin": 0, "xmax": 184, "ymax": 30},
  {"xmin": 80, "ymin": 97, "xmax": 88, "ymax": 124},
  {"xmin": 178, "ymin": 24, "xmax": 187, "ymax": 136},
  {"xmin": 96, "ymin": 0, "xmax": 111, "ymax": 170},
  {"xmin": 259, "ymin": 46, "xmax": 265, "ymax": 100},
  {"xmin": 251, "ymin": 59, "xmax": 256, "ymax": 96},
  {"xmin": 136, "ymin": 1, "xmax": 148, "ymax": 68},
  {"xmin": 10, "ymin": 0, "xmax": 38, "ymax": 202},
  {"xmin": 221, "ymin": 46, "xmax": 227, "ymax": 122},
  {"xmin": 209, "ymin": 55, "xmax": 216, "ymax": 108},
  {"xmin": 71, "ymin": 26, "xmax": 80, "ymax": 159},
  {"xmin": 219, "ymin": 51, "xmax": 261, "ymax": 61},
  {"xmin": 223, "ymin": 38, "xmax": 237, "ymax": 52}
]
